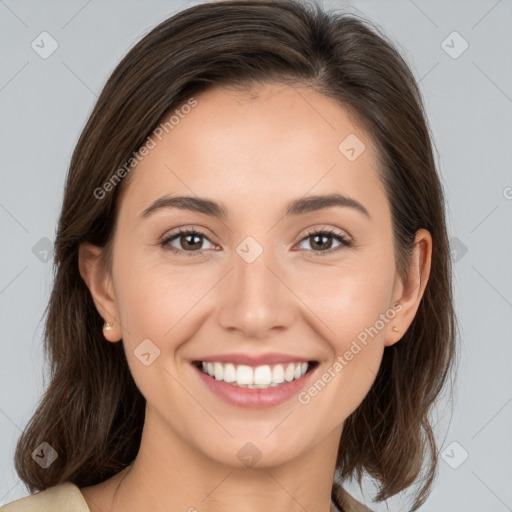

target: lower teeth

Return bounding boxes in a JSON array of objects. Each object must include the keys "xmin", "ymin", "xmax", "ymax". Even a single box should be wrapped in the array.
[
  {"xmin": 231, "ymin": 382, "xmax": 283, "ymax": 389},
  {"xmin": 201, "ymin": 370, "xmax": 296, "ymax": 388}
]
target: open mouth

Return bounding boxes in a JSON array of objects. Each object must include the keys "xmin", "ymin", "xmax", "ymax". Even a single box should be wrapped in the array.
[{"xmin": 192, "ymin": 360, "xmax": 319, "ymax": 389}]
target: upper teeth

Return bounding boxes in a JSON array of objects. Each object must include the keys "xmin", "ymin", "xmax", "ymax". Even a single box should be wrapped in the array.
[{"xmin": 201, "ymin": 361, "xmax": 309, "ymax": 388}]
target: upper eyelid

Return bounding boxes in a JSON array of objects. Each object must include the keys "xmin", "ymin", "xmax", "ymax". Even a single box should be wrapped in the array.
[
  {"xmin": 163, "ymin": 227, "xmax": 216, "ymax": 246},
  {"xmin": 162, "ymin": 226, "xmax": 352, "ymax": 250}
]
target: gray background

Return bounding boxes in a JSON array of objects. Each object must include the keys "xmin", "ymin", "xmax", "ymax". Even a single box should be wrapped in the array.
[{"xmin": 1, "ymin": 0, "xmax": 511, "ymax": 510}]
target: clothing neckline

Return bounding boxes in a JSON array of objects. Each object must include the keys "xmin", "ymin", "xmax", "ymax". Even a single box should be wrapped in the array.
[
  {"xmin": 76, "ymin": 481, "xmax": 349, "ymax": 512},
  {"xmin": 26, "ymin": 481, "xmax": 348, "ymax": 512}
]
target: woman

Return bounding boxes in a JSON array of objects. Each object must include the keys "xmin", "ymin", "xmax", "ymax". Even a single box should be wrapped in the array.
[{"xmin": 2, "ymin": 1, "xmax": 457, "ymax": 511}]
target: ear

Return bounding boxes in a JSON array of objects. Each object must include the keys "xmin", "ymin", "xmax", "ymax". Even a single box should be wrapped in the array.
[
  {"xmin": 78, "ymin": 242, "xmax": 122, "ymax": 342},
  {"xmin": 385, "ymin": 228, "xmax": 432, "ymax": 347}
]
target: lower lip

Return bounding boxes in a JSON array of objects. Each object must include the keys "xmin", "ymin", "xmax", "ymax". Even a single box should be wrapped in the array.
[{"xmin": 191, "ymin": 362, "xmax": 318, "ymax": 409}]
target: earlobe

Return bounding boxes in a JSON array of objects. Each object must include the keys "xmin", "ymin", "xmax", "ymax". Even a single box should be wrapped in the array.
[
  {"xmin": 78, "ymin": 242, "xmax": 122, "ymax": 342},
  {"xmin": 385, "ymin": 229, "xmax": 432, "ymax": 347}
]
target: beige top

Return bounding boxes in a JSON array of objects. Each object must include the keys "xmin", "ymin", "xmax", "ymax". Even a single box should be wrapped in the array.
[
  {"xmin": 0, "ymin": 482, "xmax": 90, "ymax": 511},
  {"xmin": 0, "ymin": 481, "xmax": 373, "ymax": 512}
]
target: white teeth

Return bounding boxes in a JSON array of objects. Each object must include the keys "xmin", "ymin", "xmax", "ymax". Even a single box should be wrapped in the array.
[
  {"xmin": 197, "ymin": 360, "xmax": 311, "ymax": 388},
  {"xmin": 213, "ymin": 362, "xmax": 224, "ymax": 381},
  {"xmin": 254, "ymin": 365, "xmax": 272, "ymax": 385},
  {"xmin": 223, "ymin": 363, "xmax": 236, "ymax": 383},
  {"xmin": 236, "ymin": 365, "xmax": 253, "ymax": 385},
  {"xmin": 271, "ymin": 364, "xmax": 285, "ymax": 384},
  {"xmin": 284, "ymin": 363, "xmax": 295, "ymax": 382}
]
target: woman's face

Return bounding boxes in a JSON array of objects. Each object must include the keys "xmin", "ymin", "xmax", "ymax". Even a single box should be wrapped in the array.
[{"xmin": 82, "ymin": 82, "xmax": 429, "ymax": 469}]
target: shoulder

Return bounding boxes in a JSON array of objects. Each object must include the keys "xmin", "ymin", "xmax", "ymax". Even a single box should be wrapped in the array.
[{"xmin": 0, "ymin": 482, "xmax": 90, "ymax": 512}]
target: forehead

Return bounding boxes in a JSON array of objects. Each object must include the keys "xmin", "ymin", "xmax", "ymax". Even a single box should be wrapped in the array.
[{"xmin": 119, "ymin": 83, "xmax": 389, "ymax": 222}]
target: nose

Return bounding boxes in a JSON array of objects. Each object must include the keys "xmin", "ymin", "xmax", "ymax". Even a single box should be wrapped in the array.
[{"xmin": 216, "ymin": 249, "xmax": 297, "ymax": 339}]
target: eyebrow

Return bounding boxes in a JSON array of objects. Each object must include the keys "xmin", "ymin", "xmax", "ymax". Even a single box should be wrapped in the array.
[{"xmin": 140, "ymin": 192, "xmax": 371, "ymax": 220}]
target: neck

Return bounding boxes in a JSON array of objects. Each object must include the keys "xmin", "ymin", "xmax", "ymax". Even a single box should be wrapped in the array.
[{"xmin": 110, "ymin": 406, "xmax": 343, "ymax": 512}]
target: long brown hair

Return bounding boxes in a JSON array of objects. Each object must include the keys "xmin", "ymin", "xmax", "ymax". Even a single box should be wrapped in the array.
[{"xmin": 14, "ymin": 1, "xmax": 458, "ymax": 509}]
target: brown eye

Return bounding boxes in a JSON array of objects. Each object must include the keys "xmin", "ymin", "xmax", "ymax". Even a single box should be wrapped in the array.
[
  {"xmin": 161, "ymin": 228, "xmax": 215, "ymax": 255},
  {"xmin": 297, "ymin": 229, "xmax": 352, "ymax": 255}
]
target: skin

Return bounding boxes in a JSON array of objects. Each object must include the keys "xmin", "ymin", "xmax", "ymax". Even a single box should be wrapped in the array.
[{"xmin": 78, "ymin": 82, "xmax": 432, "ymax": 512}]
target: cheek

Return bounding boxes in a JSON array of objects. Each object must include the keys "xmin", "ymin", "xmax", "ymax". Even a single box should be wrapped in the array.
[
  {"xmin": 112, "ymin": 233, "xmax": 209, "ymax": 329},
  {"xmin": 111, "ymin": 259, "xmax": 204, "ymax": 400},
  {"xmin": 296, "ymin": 252, "xmax": 396, "ymax": 346},
  {"xmin": 299, "ymin": 268, "xmax": 394, "ymax": 416},
  {"xmin": 112, "ymin": 251, "xmax": 224, "ymax": 394}
]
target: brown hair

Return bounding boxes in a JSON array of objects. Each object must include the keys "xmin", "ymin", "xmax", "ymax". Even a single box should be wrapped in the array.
[{"xmin": 14, "ymin": 1, "xmax": 458, "ymax": 510}]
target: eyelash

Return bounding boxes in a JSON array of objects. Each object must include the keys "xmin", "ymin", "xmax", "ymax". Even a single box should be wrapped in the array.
[{"xmin": 160, "ymin": 227, "xmax": 352, "ymax": 258}]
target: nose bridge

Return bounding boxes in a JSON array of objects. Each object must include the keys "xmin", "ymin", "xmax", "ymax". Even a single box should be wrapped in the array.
[{"xmin": 216, "ymin": 242, "xmax": 295, "ymax": 338}]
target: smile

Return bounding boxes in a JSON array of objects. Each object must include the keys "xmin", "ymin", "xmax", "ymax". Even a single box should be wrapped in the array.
[
  {"xmin": 191, "ymin": 359, "xmax": 320, "ymax": 409},
  {"xmin": 193, "ymin": 360, "xmax": 317, "ymax": 389}
]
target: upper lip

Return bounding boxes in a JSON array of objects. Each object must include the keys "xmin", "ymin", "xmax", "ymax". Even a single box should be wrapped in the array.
[{"xmin": 193, "ymin": 353, "xmax": 317, "ymax": 366}]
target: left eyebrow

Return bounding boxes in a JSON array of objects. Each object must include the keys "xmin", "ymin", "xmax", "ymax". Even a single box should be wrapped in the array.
[
  {"xmin": 140, "ymin": 192, "xmax": 371, "ymax": 220},
  {"xmin": 285, "ymin": 193, "xmax": 371, "ymax": 219}
]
